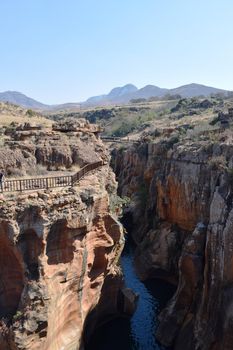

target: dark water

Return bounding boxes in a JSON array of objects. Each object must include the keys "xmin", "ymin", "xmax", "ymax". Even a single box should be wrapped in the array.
[{"xmin": 87, "ymin": 236, "xmax": 175, "ymax": 350}]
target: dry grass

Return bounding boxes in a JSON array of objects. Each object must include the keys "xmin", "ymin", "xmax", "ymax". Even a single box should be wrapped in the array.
[{"xmin": 0, "ymin": 102, "xmax": 52, "ymax": 127}]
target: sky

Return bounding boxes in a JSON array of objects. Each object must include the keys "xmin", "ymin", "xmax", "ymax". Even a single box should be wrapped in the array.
[{"xmin": 0, "ymin": 0, "xmax": 233, "ymax": 104}]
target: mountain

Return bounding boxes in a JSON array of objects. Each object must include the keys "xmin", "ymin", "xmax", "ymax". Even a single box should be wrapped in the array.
[
  {"xmin": 85, "ymin": 84, "xmax": 138, "ymax": 105},
  {"xmin": 124, "ymin": 84, "xmax": 168, "ymax": 100},
  {"xmin": 83, "ymin": 83, "xmax": 230, "ymax": 106},
  {"xmin": 0, "ymin": 91, "xmax": 48, "ymax": 109},
  {"xmin": 84, "ymin": 84, "xmax": 168, "ymax": 105},
  {"xmin": 108, "ymin": 84, "xmax": 138, "ymax": 100},
  {"xmin": 169, "ymin": 83, "xmax": 229, "ymax": 98},
  {"xmin": 0, "ymin": 83, "xmax": 231, "ymax": 111}
]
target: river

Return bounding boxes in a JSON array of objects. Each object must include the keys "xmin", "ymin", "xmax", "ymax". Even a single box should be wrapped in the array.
[{"xmin": 87, "ymin": 234, "xmax": 175, "ymax": 350}]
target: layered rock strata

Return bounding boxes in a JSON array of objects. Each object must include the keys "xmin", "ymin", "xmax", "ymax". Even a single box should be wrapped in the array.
[
  {"xmin": 1, "ymin": 119, "xmax": 107, "ymax": 176},
  {"xmin": 0, "ymin": 121, "xmax": 134, "ymax": 350},
  {"xmin": 113, "ymin": 139, "xmax": 233, "ymax": 349},
  {"xmin": 0, "ymin": 166, "xmax": 130, "ymax": 350}
]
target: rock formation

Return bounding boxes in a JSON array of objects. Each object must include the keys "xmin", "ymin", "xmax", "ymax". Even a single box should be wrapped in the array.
[
  {"xmin": 113, "ymin": 136, "xmax": 233, "ymax": 349},
  {"xmin": 0, "ymin": 121, "xmax": 135, "ymax": 350},
  {"xmin": 1, "ymin": 119, "xmax": 107, "ymax": 176}
]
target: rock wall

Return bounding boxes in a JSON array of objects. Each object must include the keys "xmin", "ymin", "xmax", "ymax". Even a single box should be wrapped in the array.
[
  {"xmin": 0, "ymin": 166, "xmax": 131, "ymax": 349},
  {"xmin": 1, "ymin": 121, "xmax": 107, "ymax": 176},
  {"xmin": 0, "ymin": 120, "xmax": 140, "ymax": 350},
  {"xmin": 113, "ymin": 140, "xmax": 233, "ymax": 349}
]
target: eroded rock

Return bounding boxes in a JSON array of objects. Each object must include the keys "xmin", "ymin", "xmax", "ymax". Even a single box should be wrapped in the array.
[{"xmin": 113, "ymin": 137, "xmax": 233, "ymax": 349}]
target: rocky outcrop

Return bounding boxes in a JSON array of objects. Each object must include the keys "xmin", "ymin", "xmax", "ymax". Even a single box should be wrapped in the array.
[
  {"xmin": 1, "ymin": 120, "xmax": 107, "ymax": 176},
  {"xmin": 0, "ymin": 122, "xmax": 136, "ymax": 350},
  {"xmin": 0, "ymin": 165, "xmax": 131, "ymax": 350},
  {"xmin": 113, "ymin": 138, "xmax": 233, "ymax": 349}
]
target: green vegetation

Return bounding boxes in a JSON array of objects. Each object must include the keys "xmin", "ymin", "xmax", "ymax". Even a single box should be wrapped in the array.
[
  {"xmin": 130, "ymin": 98, "xmax": 147, "ymax": 104},
  {"xmin": 13, "ymin": 310, "xmax": 23, "ymax": 321},
  {"xmin": 110, "ymin": 194, "xmax": 131, "ymax": 216},
  {"xmin": 130, "ymin": 94, "xmax": 182, "ymax": 104},
  {"xmin": 46, "ymin": 95, "xmax": 233, "ymax": 142},
  {"xmin": 26, "ymin": 109, "xmax": 35, "ymax": 117},
  {"xmin": 47, "ymin": 100, "xmax": 177, "ymax": 137}
]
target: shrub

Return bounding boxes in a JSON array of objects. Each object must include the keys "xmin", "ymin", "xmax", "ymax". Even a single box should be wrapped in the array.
[
  {"xmin": 130, "ymin": 98, "xmax": 147, "ymax": 104},
  {"xmin": 110, "ymin": 195, "xmax": 131, "ymax": 216},
  {"xmin": 13, "ymin": 310, "xmax": 23, "ymax": 321},
  {"xmin": 26, "ymin": 109, "xmax": 35, "ymax": 117},
  {"xmin": 208, "ymin": 156, "xmax": 227, "ymax": 170}
]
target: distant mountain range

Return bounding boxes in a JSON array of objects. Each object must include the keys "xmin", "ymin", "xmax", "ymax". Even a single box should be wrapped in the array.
[
  {"xmin": 84, "ymin": 83, "xmax": 231, "ymax": 106},
  {"xmin": 0, "ymin": 91, "xmax": 48, "ymax": 109},
  {"xmin": 0, "ymin": 83, "xmax": 231, "ymax": 110}
]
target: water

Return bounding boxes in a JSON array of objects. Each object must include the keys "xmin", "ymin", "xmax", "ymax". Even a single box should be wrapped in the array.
[{"xmin": 87, "ymin": 236, "xmax": 175, "ymax": 350}]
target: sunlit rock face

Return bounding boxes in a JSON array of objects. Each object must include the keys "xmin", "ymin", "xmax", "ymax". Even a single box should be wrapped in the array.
[
  {"xmin": 0, "ymin": 164, "xmax": 130, "ymax": 350},
  {"xmin": 113, "ymin": 140, "xmax": 233, "ymax": 349},
  {"xmin": 1, "ymin": 119, "xmax": 108, "ymax": 176}
]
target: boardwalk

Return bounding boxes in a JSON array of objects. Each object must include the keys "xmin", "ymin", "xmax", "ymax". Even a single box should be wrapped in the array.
[
  {"xmin": 101, "ymin": 136, "xmax": 136, "ymax": 143},
  {"xmin": 1, "ymin": 161, "xmax": 103, "ymax": 193}
]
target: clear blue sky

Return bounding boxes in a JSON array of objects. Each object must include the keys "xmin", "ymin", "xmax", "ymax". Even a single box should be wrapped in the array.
[{"xmin": 1, "ymin": 0, "xmax": 233, "ymax": 104}]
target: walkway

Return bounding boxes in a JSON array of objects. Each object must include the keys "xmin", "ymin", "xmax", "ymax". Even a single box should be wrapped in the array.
[
  {"xmin": 101, "ymin": 136, "xmax": 137, "ymax": 143},
  {"xmin": 1, "ymin": 161, "xmax": 104, "ymax": 193}
]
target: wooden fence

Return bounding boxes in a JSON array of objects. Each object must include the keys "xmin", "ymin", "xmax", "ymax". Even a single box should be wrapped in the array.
[
  {"xmin": 1, "ymin": 160, "xmax": 104, "ymax": 193},
  {"xmin": 101, "ymin": 136, "xmax": 134, "ymax": 143}
]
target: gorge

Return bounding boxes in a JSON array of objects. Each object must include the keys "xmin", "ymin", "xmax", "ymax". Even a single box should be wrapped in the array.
[
  {"xmin": 1, "ymin": 112, "xmax": 233, "ymax": 349},
  {"xmin": 111, "ymin": 132, "xmax": 233, "ymax": 350},
  {"xmin": 0, "ymin": 120, "xmax": 136, "ymax": 350}
]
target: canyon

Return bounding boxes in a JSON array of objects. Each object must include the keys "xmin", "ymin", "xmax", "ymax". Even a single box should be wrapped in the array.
[
  {"xmin": 113, "ymin": 130, "xmax": 233, "ymax": 349},
  {"xmin": 0, "ymin": 120, "xmax": 136, "ymax": 350},
  {"xmin": 1, "ymin": 106, "xmax": 233, "ymax": 349}
]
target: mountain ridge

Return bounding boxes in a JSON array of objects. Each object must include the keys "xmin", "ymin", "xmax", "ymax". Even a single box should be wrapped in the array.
[
  {"xmin": 0, "ymin": 91, "xmax": 48, "ymax": 109},
  {"xmin": 0, "ymin": 83, "xmax": 231, "ymax": 110}
]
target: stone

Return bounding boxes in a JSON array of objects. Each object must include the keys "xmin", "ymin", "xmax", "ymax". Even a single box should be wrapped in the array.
[
  {"xmin": 0, "ymin": 130, "xmax": 134, "ymax": 350},
  {"xmin": 113, "ymin": 134, "xmax": 233, "ymax": 349}
]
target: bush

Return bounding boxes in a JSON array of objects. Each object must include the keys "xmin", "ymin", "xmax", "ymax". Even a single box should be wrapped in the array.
[
  {"xmin": 26, "ymin": 109, "xmax": 35, "ymax": 117},
  {"xmin": 208, "ymin": 156, "xmax": 227, "ymax": 170},
  {"xmin": 110, "ymin": 195, "xmax": 131, "ymax": 216},
  {"xmin": 130, "ymin": 98, "xmax": 147, "ymax": 104},
  {"xmin": 13, "ymin": 310, "xmax": 23, "ymax": 321}
]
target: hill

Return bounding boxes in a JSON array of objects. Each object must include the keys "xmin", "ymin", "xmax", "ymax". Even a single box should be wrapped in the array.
[
  {"xmin": 169, "ymin": 83, "xmax": 228, "ymax": 98},
  {"xmin": 0, "ymin": 91, "xmax": 48, "ymax": 109},
  {"xmin": 85, "ymin": 84, "xmax": 138, "ymax": 105},
  {"xmin": 0, "ymin": 102, "xmax": 52, "ymax": 127},
  {"xmin": 0, "ymin": 83, "xmax": 231, "ymax": 111},
  {"xmin": 83, "ymin": 83, "xmax": 231, "ymax": 106}
]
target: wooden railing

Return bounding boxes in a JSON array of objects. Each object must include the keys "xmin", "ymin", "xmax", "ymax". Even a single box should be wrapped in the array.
[
  {"xmin": 101, "ymin": 136, "xmax": 135, "ymax": 143},
  {"xmin": 71, "ymin": 161, "xmax": 103, "ymax": 184},
  {"xmin": 1, "ymin": 160, "xmax": 104, "ymax": 193}
]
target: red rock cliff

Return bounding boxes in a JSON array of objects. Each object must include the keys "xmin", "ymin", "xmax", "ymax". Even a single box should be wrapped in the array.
[
  {"xmin": 113, "ymin": 139, "xmax": 233, "ymax": 350},
  {"xmin": 0, "ymin": 166, "xmax": 131, "ymax": 350},
  {"xmin": 0, "ymin": 121, "xmax": 135, "ymax": 350}
]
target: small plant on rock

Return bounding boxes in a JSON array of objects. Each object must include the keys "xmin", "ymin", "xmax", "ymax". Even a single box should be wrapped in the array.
[{"xmin": 208, "ymin": 156, "xmax": 227, "ymax": 170}]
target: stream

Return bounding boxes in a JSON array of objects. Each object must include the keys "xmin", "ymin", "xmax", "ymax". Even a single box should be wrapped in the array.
[{"xmin": 87, "ymin": 235, "xmax": 175, "ymax": 350}]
